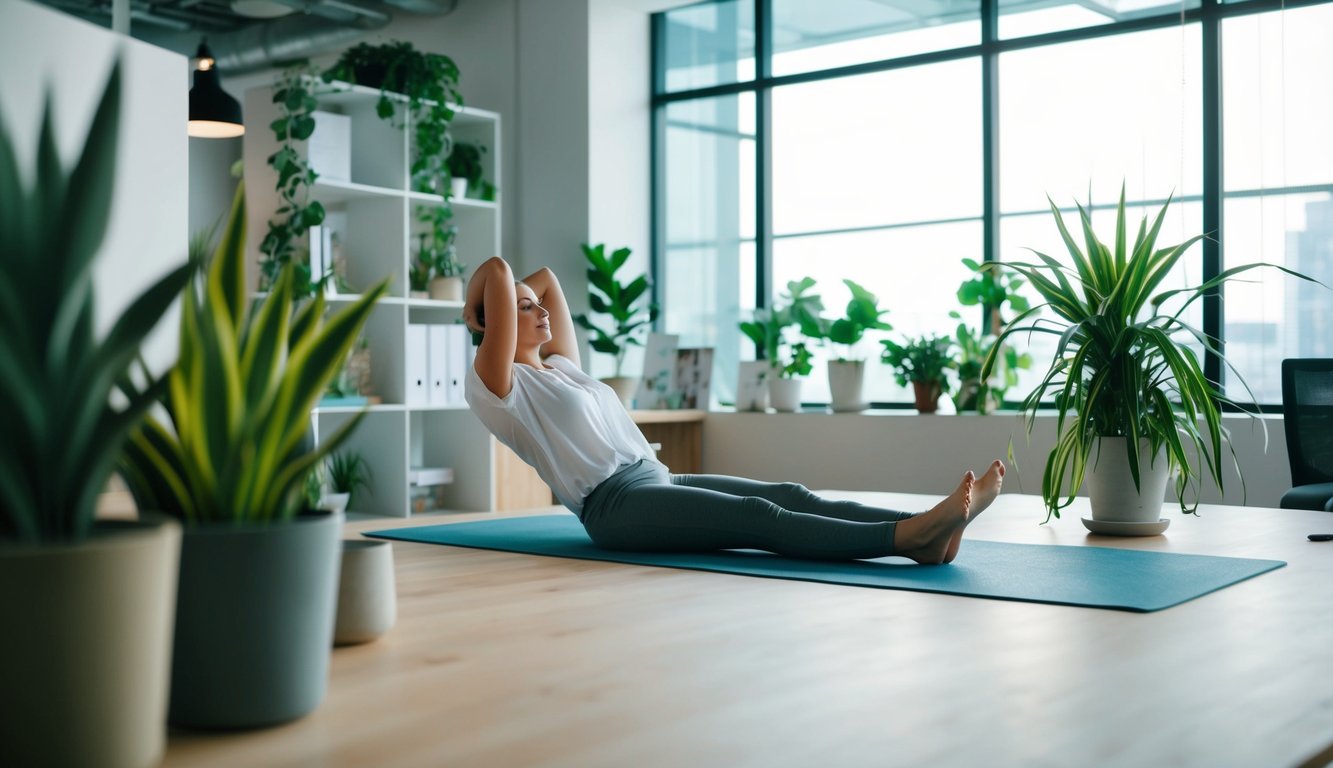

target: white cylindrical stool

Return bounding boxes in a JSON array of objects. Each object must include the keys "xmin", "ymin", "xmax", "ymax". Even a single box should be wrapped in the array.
[{"xmin": 334, "ymin": 540, "xmax": 397, "ymax": 646}]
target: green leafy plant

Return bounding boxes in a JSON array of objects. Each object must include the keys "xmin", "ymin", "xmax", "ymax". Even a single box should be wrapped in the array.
[
  {"xmin": 820, "ymin": 279, "xmax": 893, "ymax": 361},
  {"xmin": 739, "ymin": 277, "xmax": 825, "ymax": 379},
  {"xmin": 118, "ymin": 184, "xmax": 389, "ymax": 524},
  {"xmin": 447, "ymin": 141, "xmax": 495, "ymax": 200},
  {"xmin": 881, "ymin": 335, "xmax": 955, "ymax": 388},
  {"xmin": 322, "ymin": 41, "xmax": 462, "ymax": 194},
  {"xmin": 950, "ymin": 259, "xmax": 1033, "ymax": 412},
  {"xmin": 326, "ymin": 450, "xmax": 372, "ymax": 506},
  {"xmin": 259, "ymin": 61, "xmax": 324, "ymax": 297},
  {"xmin": 416, "ymin": 204, "xmax": 465, "ymax": 278},
  {"xmin": 574, "ymin": 243, "xmax": 659, "ymax": 377},
  {"xmin": 0, "ymin": 61, "xmax": 193, "ymax": 543},
  {"xmin": 983, "ymin": 185, "xmax": 1322, "ymax": 520}
]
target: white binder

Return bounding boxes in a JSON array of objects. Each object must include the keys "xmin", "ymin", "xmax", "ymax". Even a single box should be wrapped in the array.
[
  {"xmin": 405, "ymin": 324, "xmax": 430, "ymax": 407},
  {"xmin": 428, "ymin": 325, "xmax": 452, "ymax": 407},
  {"xmin": 446, "ymin": 324, "xmax": 469, "ymax": 405}
]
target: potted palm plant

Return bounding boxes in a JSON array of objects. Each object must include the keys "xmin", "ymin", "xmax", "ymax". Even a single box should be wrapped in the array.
[
  {"xmin": 984, "ymin": 185, "xmax": 1320, "ymax": 529},
  {"xmin": 739, "ymin": 277, "xmax": 824, "ymax": 412},
  {"xmin": 818, "ymin": 279, "xmax": 892, "ymax": 412},
  {"xmin": 881, "ymin": 335, "xmax": 955, "ymax": 414},
  {"xmin": 573, "ymin": 243, "xmax": 659, "ymax": 406},
  {"xmin": 0, "ymin": 61, "xmax": 193, "ymax": 768},
  {"xmin": 118, "ymin": 184, "xmax": 389, "ymax": 728}
]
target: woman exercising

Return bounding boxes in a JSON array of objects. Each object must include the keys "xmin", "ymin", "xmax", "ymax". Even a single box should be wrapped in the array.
[{"xmin": 463, "ymin": 256, "xmax": 1005, "ymax": 563}]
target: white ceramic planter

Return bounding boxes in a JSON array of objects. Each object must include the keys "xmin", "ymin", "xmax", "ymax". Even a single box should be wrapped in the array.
[
  {"xmin": 1086, "ymin": 437, "xmax": 1172, "ymax": 523},
  {"xmin": 450, "ymin": 177, "xmax": 468, "ymax": 199},
  {"xmin": 827, "ymin": 360, "xmax": 867, "ymax": 412},
  {"xmin": 768, "ymin": 377, "xmax": 803, "ymax": 412},
  {"xmin": 429, "ymin": 276, "xmax": 463, "ymax": 302},
  {"xmin": 0, "ymin": 518, "xmax": 180, "ymax": 768},
  {"xmin": 335, "ymin": 539, "xmax": 397, "ymax": 646}
]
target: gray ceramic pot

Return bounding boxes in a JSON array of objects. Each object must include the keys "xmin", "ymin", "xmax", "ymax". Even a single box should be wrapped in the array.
[{"xmin": 169, "ymin": 510, "xmax": 343, "ymax": 729}]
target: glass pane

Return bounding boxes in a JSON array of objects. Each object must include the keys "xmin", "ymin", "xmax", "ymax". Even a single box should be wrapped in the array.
[
  {"xmin": 1223, "ymin": 5, "xmax": 1333, "ymax": 192},
  {"xmin": 771, "ymin": 223, "xmax": 980, "ymax": 405},
  {"xmin": 658, "ymin": 0, "xmax": 755, "ymax": 93},
  {"xmin": 661, "ymin": 95, "xmax": 757, "ymax": 405},
  {"xmin": 999, "ymin": 0, "xmax": 1199, "ymax": 40},
  {"xmin": 999, "ymin": 25, "xmax": 1202, "ymax": 215},
  {"xmin": 771, "ymin": 0, "xmax": 978, "ymax": 77},
  {"xmin": 772, "ymin": 58, "xmax": 982, "ymax": 237},
  {"xmin": 999, "ymin": 201, "xmax": 1206, "ymax": 405},
  {"xmin": 1222, "ymin": 193, "xmax": 1333, "ymax": 404}
]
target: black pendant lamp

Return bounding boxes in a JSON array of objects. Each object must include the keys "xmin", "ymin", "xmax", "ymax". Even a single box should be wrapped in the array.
[{"xmin": 188, "ymin": 40, "xmax": 244, "ymax": 138}]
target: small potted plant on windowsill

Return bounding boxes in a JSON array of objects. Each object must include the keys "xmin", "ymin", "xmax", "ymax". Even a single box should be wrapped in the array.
[
  {"xmin": 984, "ymin": 184, "xmax": 1323, "ymax": 529},
  {"xmin": 950, "ymin": 258, "xmax": 1032, "ymax": 414},
  {"xmin": 739, "ymin": 277, "xmax": 824, "ymax": 412},
  {"xmin": 574, "ymin": 243, "xmax": 659, "ymax": 406},
  {"xmin": 881, "ymin": 334, "xmax": 955, "ymax": 414},
  {"xmin": 817, "ymin": 279, "xmax": 892, "ymax": 413}
]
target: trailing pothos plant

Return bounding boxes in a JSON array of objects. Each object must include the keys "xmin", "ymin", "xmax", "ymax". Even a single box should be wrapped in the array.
[
  {"xmin": 322, "ymin": 41, "xmax": 462, "ymax": 194},
  {"xmin": 118, "ymin": 184, "xmax": 389, "ymax": 524},
  {"xmin": 739, "ymin": 277, "xmax": 825, "ymax": 379},
  {"xmin": 259, "ymin": 60, "xmax": 324, "ymax": 297},
  {"xmin": 983, "ymin": 184, "xmax": 1323, "ymax": 521},
  {"xmin": 0, "ymin": 60, "xmax": 193, "ymax": 543}
]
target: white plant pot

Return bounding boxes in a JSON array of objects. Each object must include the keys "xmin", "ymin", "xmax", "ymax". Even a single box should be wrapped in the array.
[
  {"xmin": 450, "ymin": 177, "xmax": 469, "ymax": 199},
  {"xmin": 827, "ymin": 360, "xmax": 867, "ymax": 412},
  {"xmin": 602, "ymin": 376, "xmax": 639, "ymax": 408},
  {"xmin": 429, "ymin": 276, "xmax": 463, "ymax": 302},
  {"xmin": 335, "ymin": 540, "xmax": 397, "ymax": 646},
  {"xmin": 1086, "ymin": 437, "xmax": 1172, "ymax": 523},
  {"xmin": 320, "ymin": 492, "xmax": 351, "ymax": 516},
  {"xmin": 767, "ymin": 377, "xmax": 803, "ymax": 412},
  {"xmin": 0, "ymin": 518, "xmax": 180, "ymax": 768}
]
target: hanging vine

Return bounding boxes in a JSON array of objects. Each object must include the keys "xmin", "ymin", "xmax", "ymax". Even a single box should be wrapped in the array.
[{"xmin": 259, "ymin": 60, "xmax": 324, "ymax": 296}]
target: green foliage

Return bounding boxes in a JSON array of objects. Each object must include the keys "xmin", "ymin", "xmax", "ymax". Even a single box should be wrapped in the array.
[
  {"xmin": 985, "ymin": 184, "xmax": 1323, "ymax": 521},
  {"xmin": 326, "ymin": 450, "xmax": 372, "ymax": 506},
  {"xmin": 447, "ymin": 142, "xmax": 495, "ymax": 200},
  {"xmin": 322, "ymin": 41, "xmax": 462, "ymax": 194},
  {"xmin": 573, "ymin": 243, "xmax": 659, "ymax": 377},
  {"xmin": 259, "ymin": 61, "xmax": 324, "ymax": 297},
  {"xmin": 821, "ymin": 279, "xmax": 893, "ymax": 360},
  {"xmin": 739, "ymin": 277, "xmax": 824, "ymax": 379},
  {"xmin": 118, "ymin": 184, "xmax": 389, "ymax": 524},
  {"xmin": 880, "ymin": 335, "xmax": 955, "ymax": 388},
  {"xmin": 951, "ymin": 259, "xmax": 1033, "ymax": 412},
  {"xmin": 0, "ymin": 60, "xmax": 193, "ymax": 543},
  {"xmin": 415, "ymin": 204, "xmax": 464, "ymax": 279}
]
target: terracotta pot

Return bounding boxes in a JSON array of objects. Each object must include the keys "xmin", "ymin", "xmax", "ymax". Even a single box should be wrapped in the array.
[{"xmin": 912, "ymin": 380, "xmax": 943, "ymax": 413}]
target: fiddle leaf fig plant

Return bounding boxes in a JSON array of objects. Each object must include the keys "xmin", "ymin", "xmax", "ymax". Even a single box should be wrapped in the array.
[
  {"xmin": 822, "ymin": 279, "xmax": 892, "ymax": 361},
  {"xmin": 574, "ymin": 243, "xmax": 659, "ymax": 377},
  {"xmin": 739, "ymin": 277, "xmax": 824, "ymax": 379},
  {"xmin": 0, "ymin": 60, "xmax": 193, "ymax": 543},
  {"xmin": 984, "ymin": 184, "xmax": 1323, "ymax": 521}
]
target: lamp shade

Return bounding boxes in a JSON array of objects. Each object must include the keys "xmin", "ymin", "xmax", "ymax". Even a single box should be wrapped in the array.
[{"xmin": 188, "ymin": 42, "xmax": 244, "ymax": 138}]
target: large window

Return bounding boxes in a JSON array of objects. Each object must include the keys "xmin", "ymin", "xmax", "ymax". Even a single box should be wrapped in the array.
[{"xmin": 653, "ymin": 0, "xmax": 1330, "ymax": 409}]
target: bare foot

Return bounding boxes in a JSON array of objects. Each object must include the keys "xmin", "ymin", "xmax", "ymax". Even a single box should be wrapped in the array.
[
  {"xmin": 943, "ymin": 460, "xmax": 1006, "ymax": 563},
  {"xmin": 893, "ymin": 471, "xmax": 974, "ymax": 565}
]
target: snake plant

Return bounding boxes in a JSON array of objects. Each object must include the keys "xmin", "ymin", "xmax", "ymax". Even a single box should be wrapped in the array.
[
  {"xmin": 0, "ymin": 61, "xmax": 193, "ymax": 543},
  {"xmin": 118, "ymin": 184, "xmax": 388, "ymax": 524},
  {"xmin": 985, "ymin": 184, "xmax": 1320, "ymax": 520}
]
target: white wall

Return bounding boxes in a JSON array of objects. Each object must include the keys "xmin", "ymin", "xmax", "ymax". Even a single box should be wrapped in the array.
[
  {"xmin": 0, "ymin": 0, "xmax": 188, "ymax": 376},
  {"xmin": 703, "ymin": 410, "xmax": 1293, "ymax": 509}
]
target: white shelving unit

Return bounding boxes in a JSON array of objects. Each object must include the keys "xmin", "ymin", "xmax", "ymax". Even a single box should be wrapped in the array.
[{"xmin": 243, "ymin": 79, "xmax": 525, "ymax": 517}]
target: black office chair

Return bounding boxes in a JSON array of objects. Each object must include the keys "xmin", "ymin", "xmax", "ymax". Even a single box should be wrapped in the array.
[{"xmin": 1280, "ymin": 358, "xmax": 1333, "ymax": 511}]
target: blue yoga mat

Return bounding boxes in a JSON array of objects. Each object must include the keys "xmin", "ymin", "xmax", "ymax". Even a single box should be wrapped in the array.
[{"xmin": 365, "ymin": 514, "xmax": 1286, "ymax": 612}]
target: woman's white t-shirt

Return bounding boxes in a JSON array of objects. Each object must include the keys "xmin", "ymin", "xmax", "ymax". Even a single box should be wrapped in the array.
[{"xmin": 464, "ymin": 355, "xmax": 664, "ymax": 513}]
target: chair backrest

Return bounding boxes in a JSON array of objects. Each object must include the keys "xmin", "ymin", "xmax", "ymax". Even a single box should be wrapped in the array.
[{"xmin": 1281, "ymin": 358, "xmax": 1333, "ymax": 486}]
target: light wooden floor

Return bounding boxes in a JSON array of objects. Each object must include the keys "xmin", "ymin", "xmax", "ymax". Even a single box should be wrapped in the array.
[{"xmin": 158, "ymin": 494, "xmax": 1333, "ymax": 768}]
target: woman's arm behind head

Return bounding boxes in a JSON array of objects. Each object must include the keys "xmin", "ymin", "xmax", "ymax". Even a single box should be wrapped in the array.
[{"xmin": 468, "ymin": 257, "xmax": 517, "ymax": 398}]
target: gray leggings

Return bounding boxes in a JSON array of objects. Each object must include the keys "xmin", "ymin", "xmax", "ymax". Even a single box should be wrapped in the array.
[{"xmin": 579, "ymin": 460, "xmax": 915, "ymax": 561}]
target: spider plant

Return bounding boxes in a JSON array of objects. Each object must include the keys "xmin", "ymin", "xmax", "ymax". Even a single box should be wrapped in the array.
[
  {"xmin": 118, "ymin": 183, "xmax": 389, "ymax": 524},
  {"xmin": 983, "ymin": 184, "xmax": 1318, "ymax": 521},
  {"xmin": 326, "ymin": 450, "xmax": 372, "ymax": 506},
  {"xmin": 0, "ymin": 60, "xmax": 193, "ymax": 543}
]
